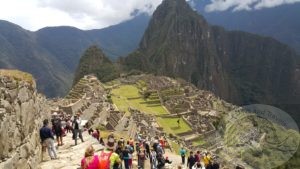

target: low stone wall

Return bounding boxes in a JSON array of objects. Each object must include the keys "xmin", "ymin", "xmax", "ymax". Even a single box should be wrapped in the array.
[{"xmin": 0, "ymin": 74, "xmax": 50, "ymax": 169}]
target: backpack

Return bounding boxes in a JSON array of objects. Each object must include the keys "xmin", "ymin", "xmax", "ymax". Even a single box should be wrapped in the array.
[
  {"xmin": 99, "ymin": 151, "xmax": 113, "ymax": 169},
  {"xmin": 53, "ymin": 119, "xmax": 61, "ymax": 131}
]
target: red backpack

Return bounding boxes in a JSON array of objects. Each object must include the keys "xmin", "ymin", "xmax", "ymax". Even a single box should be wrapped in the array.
[{"xmin": 99, "ymin": 151, "xmax": 113, "ymax": 169}]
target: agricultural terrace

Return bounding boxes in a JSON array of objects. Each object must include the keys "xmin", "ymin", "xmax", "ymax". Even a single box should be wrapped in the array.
[{"xmin": 111, "ymin": 84, "xmax": 169, "ymax": 115}]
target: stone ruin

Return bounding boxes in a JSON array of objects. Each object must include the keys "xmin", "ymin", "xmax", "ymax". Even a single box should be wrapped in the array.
[
  {"xmin": 0, "ymin": 72, "xmax": 50, "ymax": 169},
  {"xmin": 128, "ymin": 108, "xmax": 163, "ymax": 140},
  {"xmin": 105, "ymin": 110, "xmax": 125, "ymax": 130},
  {"xmin": 58, "ymin": 75, "xmax": 106, "ymax": 116}
]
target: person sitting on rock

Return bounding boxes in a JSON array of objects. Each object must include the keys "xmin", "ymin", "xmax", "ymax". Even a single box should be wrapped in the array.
[
  {"xmin": 81, "ymin": 145, "xmax": 100, "ymax": 169},
  {"xmin": 40, "ymin": 119, "xmax": 57, "ymax": 160}
]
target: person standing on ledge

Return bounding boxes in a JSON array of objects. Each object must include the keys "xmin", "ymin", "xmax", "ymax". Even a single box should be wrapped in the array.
[{"xmin": 40, "ymin": 119, "xmax": 57, "ymax": 160}]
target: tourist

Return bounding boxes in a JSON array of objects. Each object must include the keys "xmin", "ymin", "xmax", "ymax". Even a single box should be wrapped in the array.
[
  {"xmin": 88, "ymin": 128, "xmax": 94, "ymax": 135},
  {"xmin": 179, "ymin": 147, "xmax": 187, "ymax": 164},
  {"xmin": 165, "ymin": 156, "xmax": 172, "ymax": 164},
  {"xmin": 156, "ymin": 153, "xmax": 166, "ymax": 169},
  {"xmin": 187, "ymin": 151, "xmax": 196, "ymax": 169},
  {"xmin": 195, "ymin": 150, "xmax": 201, "ymax": 162},
  {"xmin": 137, "ymin": 143, "xmax": 146, "ymax": 169},
  {"xmin": 92, "ymin": 129, "xmax": 100, "ymax": 141},
  {"xmin": 65, "ymin": 118, "xmax": 72, "ymax": 133},
  {"xmin": 39, "ymin": 119, "xmax": 57, "ymax": 160},
  {"xmin": 128, "ymin": 145, "xmax": 133, "ymax": 169},
  {"xmin": 192, "ymin": 162, "xmax": 205, "ymax": 169},
  {"xmin": 99, "ymin": 137, "xmax": 105, "ymax": 146},
  {"xmin": 99, "ymin": 136, "xmax": 121, "ymax": 169},
  {"xmin": 81, "ymin": 145, "xmax": 100, "ymax": 169},
  {"xmin": 144, "ymin": 141, "xmax": 150, "ymax": 158},
  {"xmin": 203, "ymin": 152, "xmax": 212, "ymax": 167},
  {"xmin": 150, "ymin": 148, "xmax": 157, "ymax": 169},
  {"xmin": 122, "ymin": 146, "xmax": 130, "ymax": 169},
  {"xmin": 52, "ymin": 112, "xmax": 63, "ymax": 146},
  {"xmin": 72, "ymin": 112, "xmax": 84, "ymax": 145},
  {"xmin": 129, "ymin": 137, "xmax": 134, "ymax": 151}
]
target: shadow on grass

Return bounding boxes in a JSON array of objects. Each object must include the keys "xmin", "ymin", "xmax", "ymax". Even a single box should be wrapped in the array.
[
  {"xmin": 146, "ymin": 104, "xmax": 161, "ymax": 107},
  {"xmin": 171, "ymin": 126, "xmax": 181, "ymax": 130},
  {"xmin": 127, "ymin": 97, "xmax": 141, "ymax": 100},
  {"xmin": 140, "ymin": 100, "xmax": 161, "ymax": 105}
]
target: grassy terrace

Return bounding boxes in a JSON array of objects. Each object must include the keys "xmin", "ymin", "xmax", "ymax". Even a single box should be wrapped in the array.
[
  {"xmin": 157, "ymin": 117, "xmax": 192, "ymax": 135},
  {"xmin": 111, "ymin": 85, "xmax": 169, "ymax": 115},
  {"xmin": 110, "ymin": 84, "xmax": 193, "ymax": 136}
]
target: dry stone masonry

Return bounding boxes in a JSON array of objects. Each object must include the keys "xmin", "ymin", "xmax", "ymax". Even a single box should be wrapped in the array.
[{"xmin": 0, "ymin": 72, "xmax": 50, "ymax": 169}]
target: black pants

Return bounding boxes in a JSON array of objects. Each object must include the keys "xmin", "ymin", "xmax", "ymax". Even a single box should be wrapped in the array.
[{"xmin": 181, "ymin": 155, "xmax": 185, "ymax": 164}]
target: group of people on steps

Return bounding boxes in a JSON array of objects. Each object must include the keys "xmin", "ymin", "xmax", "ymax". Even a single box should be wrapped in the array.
[
  {"xmin": 39, "ymin": 111, "xmax": 85, "ymax": 160},
  {"xmin": 40, "ymin": 111, "xmax": 225, "ymax": 169}
]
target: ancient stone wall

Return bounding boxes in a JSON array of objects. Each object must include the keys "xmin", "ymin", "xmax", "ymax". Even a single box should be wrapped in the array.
[{"xmin": 0, "ymin": 75, "xmax": 50, "ymax": 169}]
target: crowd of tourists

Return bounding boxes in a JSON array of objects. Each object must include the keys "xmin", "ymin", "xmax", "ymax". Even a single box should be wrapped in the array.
[
  {"xmin": 179, "ymin": 147, "xmax": 220, "ymax": 169},
  {"xmin": 39, "ymin": 111, "xmax": 85, "ymax": 160},
  {"xmin": 39, "ymin": 111, "xmax": 222, "ymax": 169}
]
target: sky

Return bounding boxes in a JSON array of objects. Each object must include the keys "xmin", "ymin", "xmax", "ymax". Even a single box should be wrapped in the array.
[{"xmin": 0, "ymin": 0, "xmax": 299, "ymax": 31}]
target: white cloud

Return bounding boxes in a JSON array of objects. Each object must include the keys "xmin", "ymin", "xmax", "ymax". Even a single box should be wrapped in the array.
[
  {"xmin": 205, "ymin": 0, "xmax": 300, "ymax": 12},
  {"xmin": 1, "ymin": 0, "xmax": 299, "ymax": 31},
  {"xmin": 0, "ymin": 0, "xmax": 162, "ymax": 31}
]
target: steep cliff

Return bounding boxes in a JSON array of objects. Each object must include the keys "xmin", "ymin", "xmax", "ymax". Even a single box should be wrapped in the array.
[
  {"xmin": 123, "ymin": 0, "xmax": 300, "ymax": 121},
  {"xmin": 73, "ymin": 46, "xmax": 119, "ymax": 86},
  {"xmin": 0, "ymin": 70, "xmax": 50, "ymax": 169}
]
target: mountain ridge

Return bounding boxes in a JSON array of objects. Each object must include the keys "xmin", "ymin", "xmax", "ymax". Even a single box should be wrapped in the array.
[{"xmin": 122, "ymin": 0, "xmax": 300, "ymax": 122}]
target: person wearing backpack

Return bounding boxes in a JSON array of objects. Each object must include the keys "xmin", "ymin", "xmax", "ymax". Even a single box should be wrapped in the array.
[
  {"xmin": 81, "ymin": 145, "xmax": 100, "ymax": 169},
  {"xmin": 99, "ymin": 136, "xmax": 121, "ymax": 169},
  {"xmin": 52, "ymin": 112, "xmax": 63, "ymax": 146},
  {"xmin": 122, "ymin": 146, "xmax": 130, "ymax": 169}
]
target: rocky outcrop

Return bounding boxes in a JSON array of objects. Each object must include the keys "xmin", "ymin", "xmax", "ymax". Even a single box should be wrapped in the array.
[{"xmin": 0, "ymin": 71, "xmax": 50, "ymax": 169}]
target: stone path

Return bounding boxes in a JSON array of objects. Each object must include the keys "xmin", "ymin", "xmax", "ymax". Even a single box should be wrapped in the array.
[
  {"xmin": 39, "ymin": 132, "xmax": 104, "ymax": 169},
  {"xmin": 38, "ymin": 131, "xmax": 186, "ymax": 169}
]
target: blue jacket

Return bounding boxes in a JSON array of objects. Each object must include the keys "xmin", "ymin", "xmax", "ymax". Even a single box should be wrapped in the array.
[{"xmin": 40, "ymin": 126, "xmax": 54, "ymax": 142}]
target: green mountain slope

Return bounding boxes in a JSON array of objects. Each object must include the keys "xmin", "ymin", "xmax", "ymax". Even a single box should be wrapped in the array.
[
  {"xmin": 73, "ymin": 46, "xmax": 119, "ymax": 85},
  {"xmin": 122, "ymin": 0, "xmax": 300, "ymax": 122}
]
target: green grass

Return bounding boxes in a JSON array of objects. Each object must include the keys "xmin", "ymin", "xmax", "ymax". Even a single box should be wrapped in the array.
[
  {"xmin": 111, "ymin": 85, "xmax": 169, "ymax": 115},
  {"xmin": 192, "ymin": 136, "xmax": 206, "ymax": 146},
  {"xmin": 157, "ymin": 117, "xmax": 192, "ymax": 135},
  {"xmin": 0, "ymin": 69, "xmax": 35, "ymax": 85}
]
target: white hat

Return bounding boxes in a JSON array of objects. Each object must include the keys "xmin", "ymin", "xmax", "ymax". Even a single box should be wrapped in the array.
[{"xmin": 53, "ymin": 112, "xmax": 58, "ymax": 116}]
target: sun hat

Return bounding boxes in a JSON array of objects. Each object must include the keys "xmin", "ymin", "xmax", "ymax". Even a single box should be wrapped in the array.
[{"xmin": 106, "ymin": 137, "xmax": 115, "ymax": 150}]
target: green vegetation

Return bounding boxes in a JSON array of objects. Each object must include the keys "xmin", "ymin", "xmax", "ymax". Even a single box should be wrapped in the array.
[
  {"xmin": 111, "ymin": 85, "xmax": 169, "ymax": 115},
  {"xmin": 73, "ymin": 46, "xmax": 119, "ymax": 85},
  {"xmin": 192, "ymin": 136, "xmax": 206, "ymax": 146},
  {"xmin": 157, "ymin": 117, "xmax": 192, "ymax": 135},
  {"xmin": 0, "ymin": 69, "xmax": 35, "ymax": 85}
]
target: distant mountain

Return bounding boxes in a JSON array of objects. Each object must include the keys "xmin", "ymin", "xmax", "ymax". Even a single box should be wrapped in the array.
[
  {"xmin": 122, "ymin": 0, "xmax": 300, "ymax": 121},
  {"xmin": 73, "ymin": 45, "xmax": 118, "ymax": 85},
  {"xmin": 191, "ymin": 0, "xmax": 300, "ymax": 53},
  {"xmin": 0, "ymin": 14, "xmax": 149, "ymax": 97},
  {"xmin": 0, "ymin": 20, "xmax": 71, "ymax": 97}
]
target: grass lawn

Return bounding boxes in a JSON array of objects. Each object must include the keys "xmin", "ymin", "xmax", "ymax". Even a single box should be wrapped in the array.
[
  {"xmin": 111, "ymin": 85, "xmax": 169, "ymax": 115},
  {"xmin": 157, "ymin": 117, "xmax": 192, "ymax": 135},
  {"xmin": 192, "ymin": 136, "xmax": 206, "ymax": 146}
]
